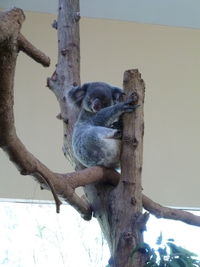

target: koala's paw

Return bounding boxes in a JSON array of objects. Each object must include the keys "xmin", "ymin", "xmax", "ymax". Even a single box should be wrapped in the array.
[
  {"xmin": 122, "ymin": 92, "xmax": 139, "ymax": 112},
  {"xmin": 122, "ymin": 101, "xmax": 139, "ymax": 112}
]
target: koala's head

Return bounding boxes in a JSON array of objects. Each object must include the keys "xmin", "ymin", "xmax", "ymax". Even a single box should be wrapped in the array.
[{"xmin": 68, "ymin": 82, "xmax": 124, "ymax": 113}]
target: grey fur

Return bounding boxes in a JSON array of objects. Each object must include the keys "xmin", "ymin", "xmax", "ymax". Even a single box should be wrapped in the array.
[{"xmin": 68, "ymin": 82, "xmax": 137, "ymax": 168}]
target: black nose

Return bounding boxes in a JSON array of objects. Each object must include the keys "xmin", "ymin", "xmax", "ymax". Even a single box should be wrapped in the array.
[{"xmin": 92, "ymin": 98, "xmax": 102, "ymax": 112}]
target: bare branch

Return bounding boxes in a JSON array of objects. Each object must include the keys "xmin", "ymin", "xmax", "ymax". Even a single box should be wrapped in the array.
[
  {"xmin": 2, "ymin": 134, "xmax": 95, "ymax": 218},
  {"xmin": 18, "ymin": 33, "xmax": 50, "ymax": 67},
  {"xmin": 143, "ymin": 195, "xmax": 200, "ymax": 227},
  {"xmin": 34, "ymin": 164, "xmax": 62, "ymax": 213},
  {"xmin": 0, "ymin": 7, "xmax": 91, "ymax": 220},
  {"xmin": 66, "ymin": 167, "xmax": 120, "ymax": 188},
  {"xmin": 2, "ymin": 134, "xmax": 120, "ymax": 219}
]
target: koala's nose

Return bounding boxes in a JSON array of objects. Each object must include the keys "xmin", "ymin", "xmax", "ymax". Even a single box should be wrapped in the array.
[{"xmin": 92, "ymin": 98, "xmax": 102, "ymax": 112}]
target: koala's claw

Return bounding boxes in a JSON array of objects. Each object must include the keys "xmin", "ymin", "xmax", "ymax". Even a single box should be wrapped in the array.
[
  {"xmin": 126, "ymin": 92, "xmax": 138, "ymax": 103},
  {"xmin": 125, "ymin": 98, "xmax": 134, "ymax": 105},
  {"xmin": 121, "ymin": 92, "xmax": 139, "ymax": 112},
  {"xmin": 122, "ymin": 102, "xmax": 140, "ymax": 113},
  {"xmin": 132, "ymin": 104, "xmax": 140, "ymax": 110}
]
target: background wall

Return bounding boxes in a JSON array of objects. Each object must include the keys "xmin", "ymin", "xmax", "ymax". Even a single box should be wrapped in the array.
[{"xmin": 0, "ymin": 11, "xmax": 200, "ymax": 208}]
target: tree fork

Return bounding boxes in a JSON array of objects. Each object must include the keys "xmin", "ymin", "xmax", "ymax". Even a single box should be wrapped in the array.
[{"xmin": 0, "ymin": 7, "xmax": 91, "ymax": 219}]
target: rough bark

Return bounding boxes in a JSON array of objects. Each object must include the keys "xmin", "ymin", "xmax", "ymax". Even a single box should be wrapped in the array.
[
  {"xmin": 83, "ymin": 70, "xmax": 146, "ymax": 267},
  {"xmin": 112, "ymin": 70, "xmax": 146, "ymax": 266},
  {"xmin": 47, "ymin": 0, "xmax": 81, "ymax": 165}
]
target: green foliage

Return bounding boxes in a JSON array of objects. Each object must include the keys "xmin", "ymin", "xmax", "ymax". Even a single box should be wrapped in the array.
[{"xmin": 143, "ymin": 233, "xmax": 200, "ymax": 267}]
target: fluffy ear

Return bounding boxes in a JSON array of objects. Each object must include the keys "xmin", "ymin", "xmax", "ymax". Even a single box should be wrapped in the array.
[
  {"xmin": 68, "ymin": 83, "xmax": 90, "ymax": 107},
  {"xmin": 112, "ymin": 87, "xmax": 124, "ymax": 103}
]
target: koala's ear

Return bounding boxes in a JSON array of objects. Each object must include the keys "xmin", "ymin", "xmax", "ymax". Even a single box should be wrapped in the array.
[
  {"xmin": 68, "ymin": 83, "xmax": 90, "ymax": 107},
  {"xmin": 112, "ymin": 87, "xmax": 124, "ymax": 103}
]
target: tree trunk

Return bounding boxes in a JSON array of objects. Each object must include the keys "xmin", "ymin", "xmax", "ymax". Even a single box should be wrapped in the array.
[
  {"xmin": 51, "ymin": 1, "xmax": 147, "ymax": 266},
  {"xmin": 48, "ymin": 0, "xmax": 81, "ymax": 165},
  {"xmin": 51, "ymin": 2, "xmax": 147, "ymax": 265},
  {"xmin": 84, "ymin": 70, "xmax": 146, "ymax": 267}
]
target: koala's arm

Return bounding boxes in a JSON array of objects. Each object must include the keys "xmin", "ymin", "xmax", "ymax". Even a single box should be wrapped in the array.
[{"xmin": 91, "ymin": 99, "xmax": 138, "ymax": 127}]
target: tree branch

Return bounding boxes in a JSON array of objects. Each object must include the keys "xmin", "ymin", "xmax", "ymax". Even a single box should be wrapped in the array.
[
  {"xmin": 18, "ymin": 33, "xmax": 50, "ymax": 67},
  {"xmin": 143, "ymin": 195, "xmax": 200, "ymax": 227},
  {"xmin": 3, "ymin": 135, "xmax": 119, "ymax": 219},
  {"xmin": 66, "ymin": 167, "xmax": 119, "ymax": 188},
  {"xmin": 0, "ymin": 7, "xmax": 90, "ymax": 220}
]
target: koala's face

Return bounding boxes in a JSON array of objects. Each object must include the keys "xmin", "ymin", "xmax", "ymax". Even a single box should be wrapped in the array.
[
  {"xmin": 83, "ymin": 85, "xmax": 114, "ymax": 113},
  {"xmin": 68, "ymin": 82, "xmax": 124, "ymax": 113}
]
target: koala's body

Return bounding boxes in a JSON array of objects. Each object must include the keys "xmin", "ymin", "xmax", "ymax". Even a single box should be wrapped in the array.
[{"xmin": 68, "ymin": 82, "xmax": 137, "ymax": 168}]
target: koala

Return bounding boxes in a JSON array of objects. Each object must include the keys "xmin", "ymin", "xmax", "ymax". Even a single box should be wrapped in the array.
[{"xmin": 68, "ymin": 82, "xmax": 138, "ymax": 168}]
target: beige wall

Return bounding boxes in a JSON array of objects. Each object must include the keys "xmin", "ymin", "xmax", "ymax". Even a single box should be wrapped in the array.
[{"xmin": 0, "ymin": 11, "xmax": 200, "ymax": 208}]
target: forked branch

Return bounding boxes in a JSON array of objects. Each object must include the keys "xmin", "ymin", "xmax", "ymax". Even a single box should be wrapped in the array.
[
  {"xmin": 0, "ymin": 7, "xmax": 200, "ymax": 230},
  {"xmin": 0, "ymin": 7, "xmax": 117, "ymax": 220}
]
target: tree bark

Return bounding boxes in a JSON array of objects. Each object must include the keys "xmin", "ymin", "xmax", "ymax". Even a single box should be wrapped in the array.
[
  {"xmin": 113, "ymin": 69, "xmax": 146, "ymax": 266},
  {"xmin": 83, "ymin": 70, "xmax": 146, "ymax": 267},
  {"xmin": 47, "ymin": 0, "xmax": 81, "ymax": 165}
]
